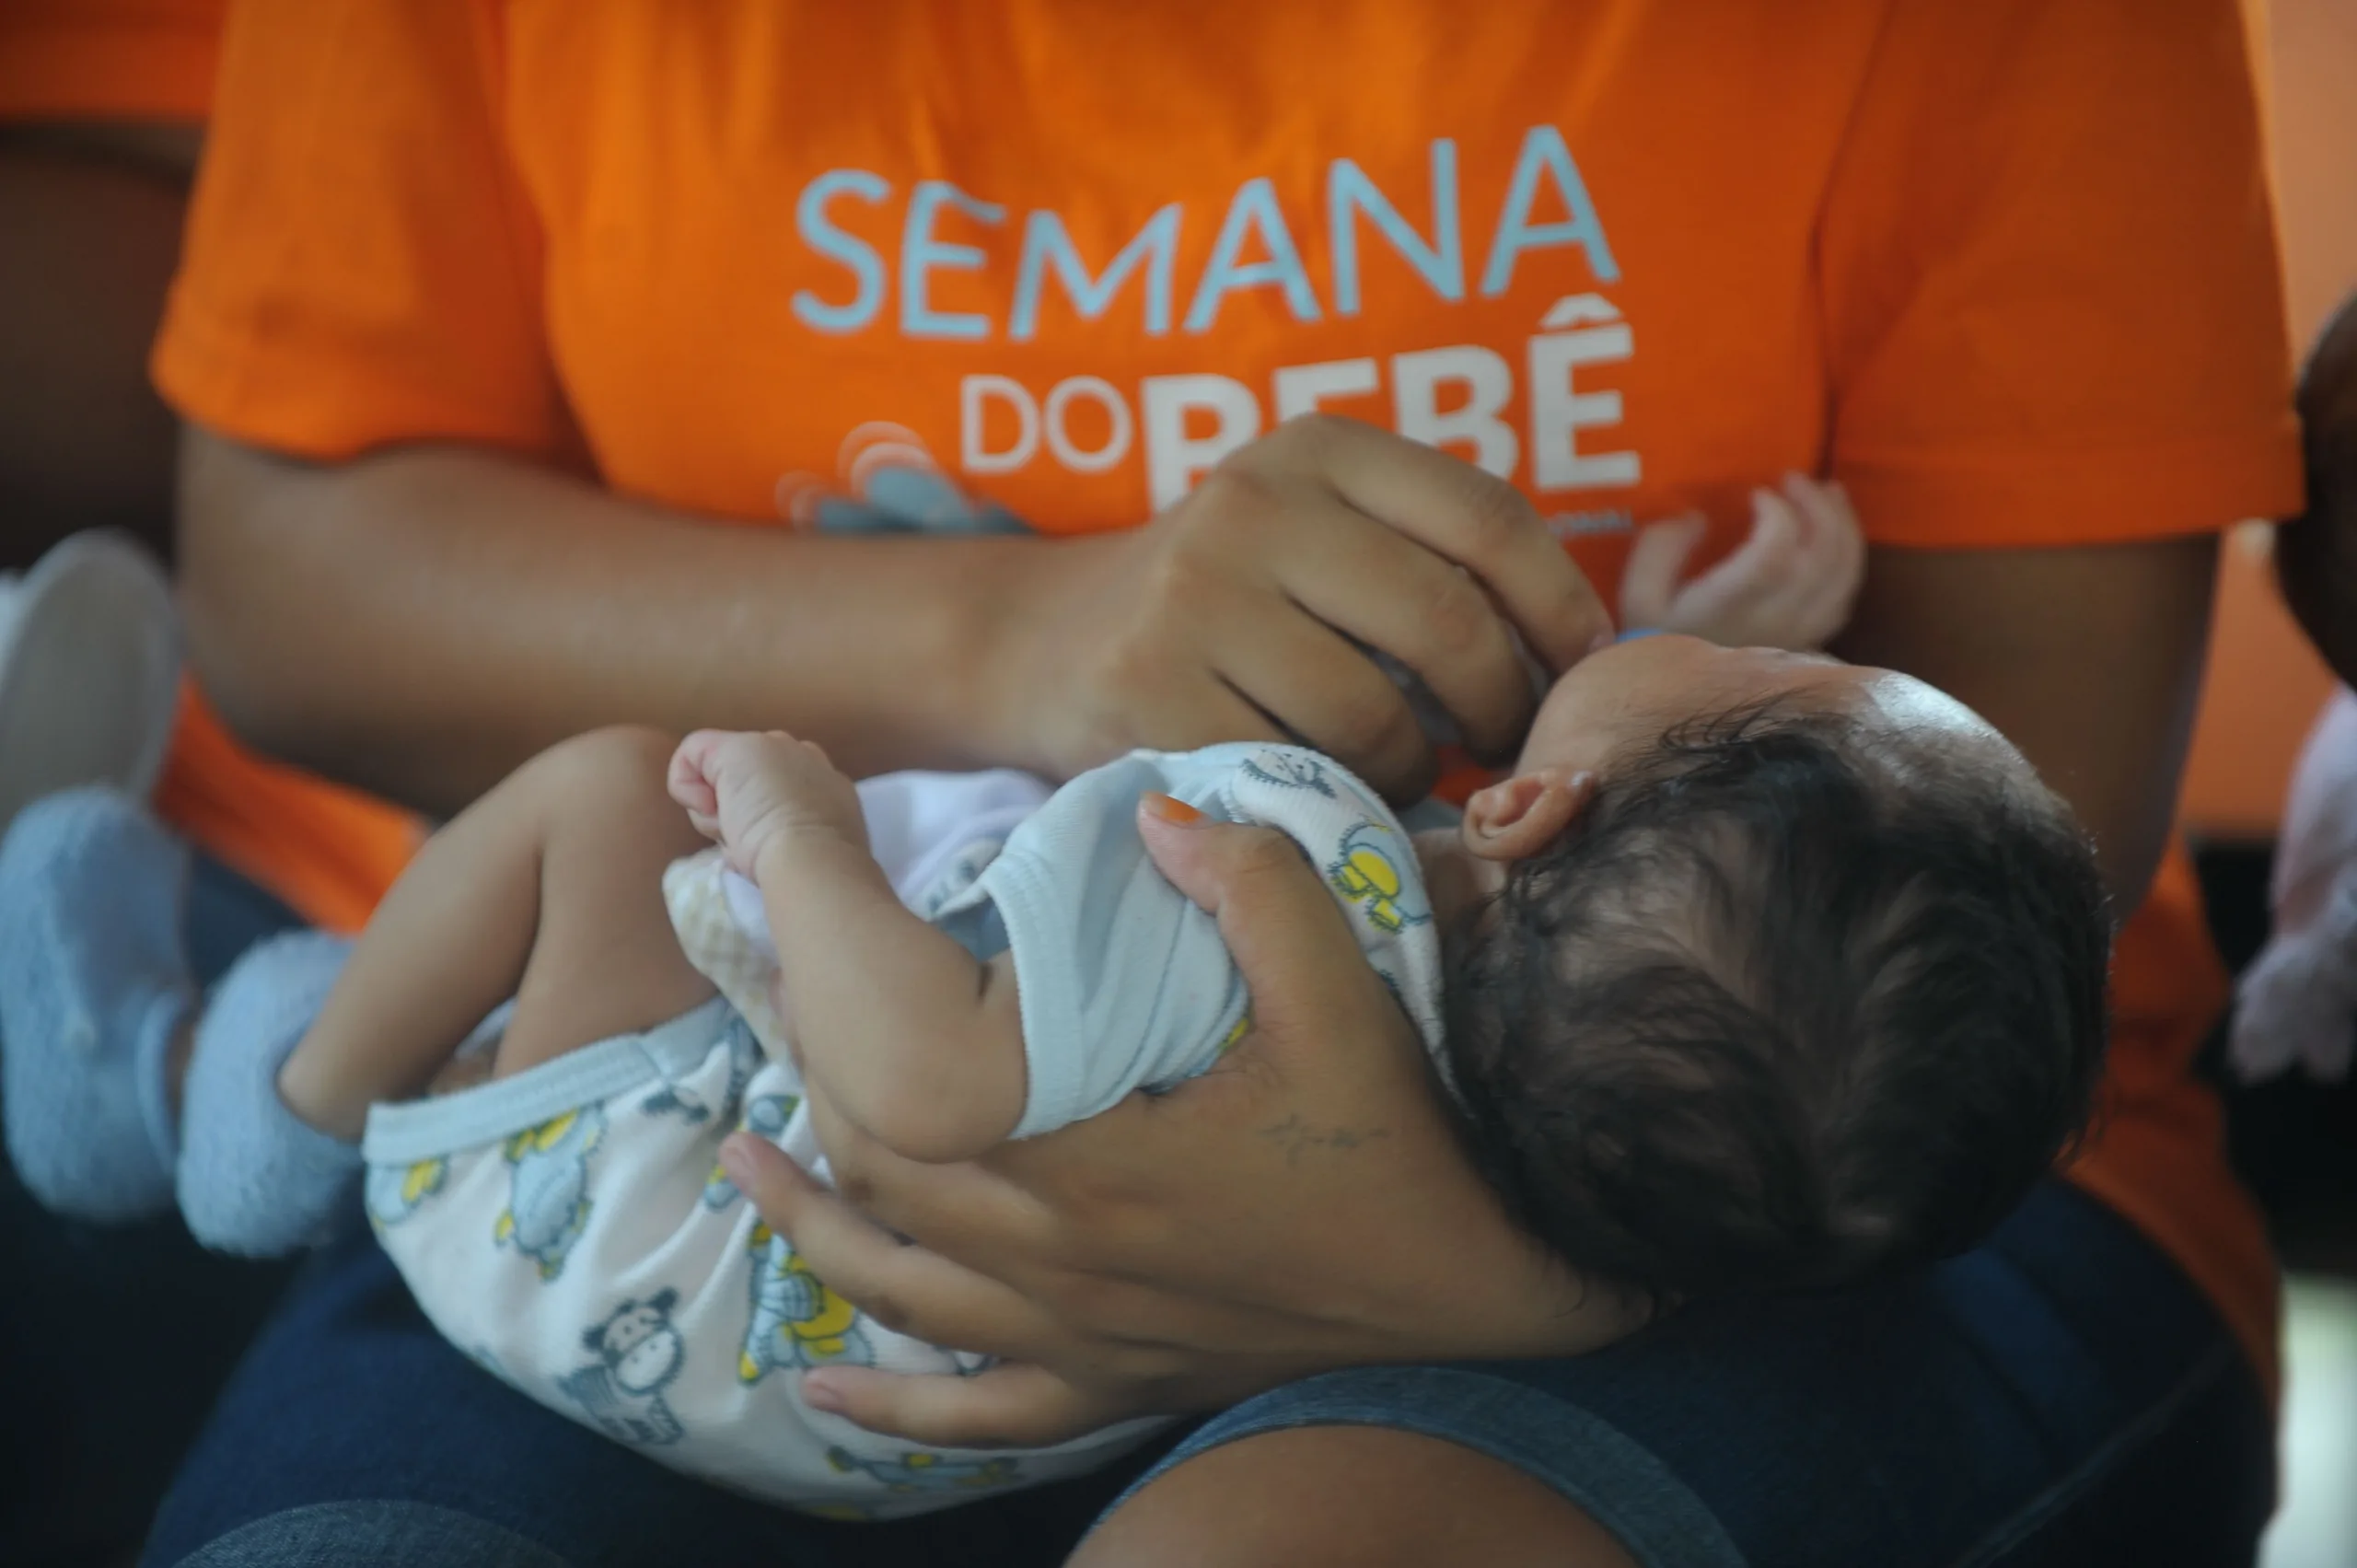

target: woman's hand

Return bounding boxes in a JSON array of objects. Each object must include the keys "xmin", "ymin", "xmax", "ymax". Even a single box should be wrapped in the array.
[
  {"xmin": 723, "ymin": 809, "xmax": 1645, "ymax": 1448},
  {"xmin": 972, "ymin": 414, "xmax": 1613, "ymax": 802}
]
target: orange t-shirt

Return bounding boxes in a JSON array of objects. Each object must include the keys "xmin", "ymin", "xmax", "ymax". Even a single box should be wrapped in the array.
[
  {"xmin": 155, "ymin": 0, "xmax": 2302, "ymax": 1388},
  {"xmin": 0, "ymin": 0, "xmax": 225, "ymax": 122}
]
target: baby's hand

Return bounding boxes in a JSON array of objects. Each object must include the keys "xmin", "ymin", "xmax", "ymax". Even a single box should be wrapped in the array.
[
  {"xmin": 668, "ymin": 729, "xmax": 868, "ymax": 879},
  {"xmin": 1617, "ymin": 474, "xmax": 1864, "ymax": 651}
]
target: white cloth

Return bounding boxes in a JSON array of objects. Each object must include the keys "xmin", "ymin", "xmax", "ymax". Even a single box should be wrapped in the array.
[
  {"xmin": 2233, "ymin": 689, "xmax": 2357, "ymax": 1082},
  {"xmin": 359, "ymin": 745, "xmax": 1448, "ymax": 1516}
]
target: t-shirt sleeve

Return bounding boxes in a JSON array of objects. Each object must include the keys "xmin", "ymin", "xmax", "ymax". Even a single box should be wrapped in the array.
[
  {"xmin": 1817, "ymin": 0, "xmax": 2302, "ymax": 548},
  {"xmin": 152, "ymin": 0, "xmax": 572, "ymax": 461}
]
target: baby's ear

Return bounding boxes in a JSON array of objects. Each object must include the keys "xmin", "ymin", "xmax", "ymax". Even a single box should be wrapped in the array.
[{"xmin": 1462, "ymin": 768, "xmax": 1596, "ymax": 863}]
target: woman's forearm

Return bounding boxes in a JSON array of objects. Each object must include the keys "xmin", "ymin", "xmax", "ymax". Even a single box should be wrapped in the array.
[{"xmin": 179, "ymin": 430, "xmax": 1041, "ymax": 814}]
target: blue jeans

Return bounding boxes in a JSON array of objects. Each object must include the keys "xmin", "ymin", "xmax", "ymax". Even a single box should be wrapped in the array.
[
  {"xmin": 106, "ymin": 861, "xmax": 2274, "ymax": 1567},
  {"xmin": 1135, "ymin": 1179, "xmax": 2274, "ymax": 1566}
]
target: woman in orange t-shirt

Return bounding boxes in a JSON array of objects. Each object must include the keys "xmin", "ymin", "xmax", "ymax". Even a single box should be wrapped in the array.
[{"xmin": 18, "ymin": 2, "xmax": 2301, "ymax": 1563}]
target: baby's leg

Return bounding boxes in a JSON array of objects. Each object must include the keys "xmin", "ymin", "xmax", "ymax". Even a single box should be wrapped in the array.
[{"xmin": 275, "ymin": 726, "xmax": 716, "ymax": 1140}]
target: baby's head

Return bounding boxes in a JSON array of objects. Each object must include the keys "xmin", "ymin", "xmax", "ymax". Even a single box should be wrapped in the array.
[{"xmin": 1423, "ymin": 634, "xmax": 2110, "ymax": 1302}]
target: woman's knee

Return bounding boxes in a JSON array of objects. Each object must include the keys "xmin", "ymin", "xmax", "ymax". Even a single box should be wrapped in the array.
[
  {"xmin": 1073, "ymin": 1426, "xmax": 1638, "ymax": 1568},
  {"xmin": 168, "ymin": 1501, "xmax": 569, "ymax": 1568}
]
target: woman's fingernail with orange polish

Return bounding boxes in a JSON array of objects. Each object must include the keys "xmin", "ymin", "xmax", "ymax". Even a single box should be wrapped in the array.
[{"xmin": 1142, "ymin": 792, "xmax": 1206, "ymax": 825}]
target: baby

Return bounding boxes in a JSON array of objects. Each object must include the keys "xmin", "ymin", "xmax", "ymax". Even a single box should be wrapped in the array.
[{"xmin": 0, "ymin": 477, "xmax": 2112, "ymax": 1518}]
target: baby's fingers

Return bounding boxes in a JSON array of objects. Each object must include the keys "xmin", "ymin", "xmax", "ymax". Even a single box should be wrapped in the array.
[
  {"xmin": 1737, "ymin": 485, "xmax": 1808, "ymax": 585},
  {"xmin": 667, "ymin": 731, "xmax": 726, "ymax": 816},
  {"xmin": 1667, "ymin": 493, "xmax": 1801, "ymax": 629},
  {"xmin": 1616, "ymin": 512, "xmax": 1707, "ymax": 631},
  {"xmin": 1776, "ymin": 475, "xmax": 1858, "ymax": 572},
  {"xmin": 1788, "ymin": 474, "xmax": 1865, "ymax": 606}
]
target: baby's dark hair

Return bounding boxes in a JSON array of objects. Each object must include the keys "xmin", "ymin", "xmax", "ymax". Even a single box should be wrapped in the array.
[{"xmin": 1441, "ymin": 699, "xmax": 2111, "ymax": 1302}]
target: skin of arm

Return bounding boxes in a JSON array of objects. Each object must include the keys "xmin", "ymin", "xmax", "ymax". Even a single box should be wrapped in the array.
[
  {"xmin": 178, "ymin": 431, "xmax": 1028, "ymax": 816},
  {"xmin": 668, "ymin": 728, "xmax": 1026, "ymax": 1163}
]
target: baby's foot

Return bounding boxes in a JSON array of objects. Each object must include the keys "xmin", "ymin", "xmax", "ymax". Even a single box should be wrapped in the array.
[
  {"xmin": 0, "ymin": 787, "xmax": 192, "ymax": 1220},
  {"xmin": 179, "ymin": 930, "xmax": 360, "ymax": 1255}
]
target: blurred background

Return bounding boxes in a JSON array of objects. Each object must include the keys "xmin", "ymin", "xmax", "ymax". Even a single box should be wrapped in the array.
[{"xmin": 2189, "ymin": 2, "xmax": 2356, "ymax": 1562}]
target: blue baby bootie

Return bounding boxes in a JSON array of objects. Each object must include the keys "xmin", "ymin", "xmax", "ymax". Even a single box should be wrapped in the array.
[
  {"xmin": 178, "ymin": 929, "xmax": 358, "ymax": 1255},
  {"xmin": 0, "ymin": 786, "xmax": 192, "ymax": 1220}
]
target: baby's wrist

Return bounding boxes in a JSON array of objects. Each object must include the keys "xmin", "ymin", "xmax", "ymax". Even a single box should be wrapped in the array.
[{"xmin": 749, "ymin": 819, "xmax": 873, "ymax": 889}]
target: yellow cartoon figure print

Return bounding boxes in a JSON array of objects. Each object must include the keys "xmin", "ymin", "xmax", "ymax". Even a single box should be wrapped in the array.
[
  {"xmin": 738, "ymin": 1222, "xmax": 873, "ymax": 1381},
  {"xmin": 1326, "ymin": 822, "xmax": 1428, "ymax": 935},
  {"xmin": 493, "ymin": 1104, "xmax": 606, "ymax": 1280},
  {"xmin": 364, "ymin": 1156, "xmax": 447, "ymax": 1229},
  {"xmin": 701, "ymin": 1093, "xmax": 800, "ymax": 1211},
  {"xmin": 825, "ymin": 1446, "xmax": 1021, "ymax": 1493}
]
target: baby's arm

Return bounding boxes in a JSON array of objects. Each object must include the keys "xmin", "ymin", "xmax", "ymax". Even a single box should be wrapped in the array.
[
  {"xmin": 1617, "ymin": 473, "xmax": 1864, "ymax": 650},
  {"xmin": 668, "ymin": 731, "xmax": 1026, "ymax": 1162}
]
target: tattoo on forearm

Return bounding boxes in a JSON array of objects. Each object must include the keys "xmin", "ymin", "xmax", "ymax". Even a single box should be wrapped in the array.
[{"xmin": 1258, "ymin": 1114, "xmax": 1391, "ymax": 1167}]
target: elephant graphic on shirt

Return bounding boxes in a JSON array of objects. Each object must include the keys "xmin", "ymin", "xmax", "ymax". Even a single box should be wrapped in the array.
[
  {"xmin": 737, "ymin": 1222, "xmax": 873, "ymax": 1381},
  {"xmin": 364, "ymin": 1156, "xmax": 447, "ymax": 1229},
  {"xmin": 555, "ymin": 1289, "xmax": 687, "ymax": 1446},
  {"xmin": 493, "ymin": 1104, "xmax": 606, "ymax": 1280},
  {"xmin": 1326, "ymin": 821, "xmax": 1428, "ymax": 935}
]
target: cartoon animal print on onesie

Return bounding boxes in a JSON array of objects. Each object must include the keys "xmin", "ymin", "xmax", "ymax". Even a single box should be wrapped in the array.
[
  {"xmin": 1238, "ymin": 751, "xmax": 1338, "ymax": 798},
  {"xmin": 641, "ymin": 1013, "xmax": 762, "ymax": 1126},
  {"xmin": 556, "ymin": 1290, "xmax": 689, "ymax": 1446},
  {"xmin": 1327, "ymin": 821, "xmax": 1429, "ymax": 935},
  {"xmin": 365, "ymin": 1156, "xmax": 447, "ymax": 1228},
  {"xmin": 738, "ymin": 1222, "xmax": 873, "ymax": 1381},
  {"xmin": 494, "ymin": 1105, "xmax": 605, "ymax": 1279},
  {"xmin": 825, "ymin": 1446, "xmax": 1022, "ymax": 1494},
  {"xmin": 701, "ymin": 1092, "xmax": 800, "ymax": 1210}
]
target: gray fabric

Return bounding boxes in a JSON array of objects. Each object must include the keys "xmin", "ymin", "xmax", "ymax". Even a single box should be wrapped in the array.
[{"xmin": 173, "ymin": 1502, "xmax": 572, "ymax": 1568}]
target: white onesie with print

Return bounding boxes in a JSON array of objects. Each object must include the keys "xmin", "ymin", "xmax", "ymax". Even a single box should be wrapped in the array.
[{"xmin": 358, "ymin": 744, "xmax": 1447, "ymax": 1519}]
